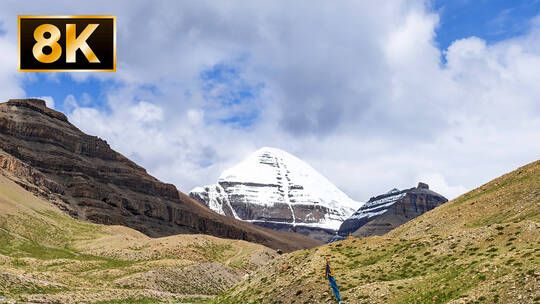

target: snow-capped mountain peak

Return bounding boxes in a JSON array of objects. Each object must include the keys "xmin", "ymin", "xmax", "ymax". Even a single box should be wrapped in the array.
[{"xmin": 190, "ymin": 147, "xmax": 363, "ymax": 241}]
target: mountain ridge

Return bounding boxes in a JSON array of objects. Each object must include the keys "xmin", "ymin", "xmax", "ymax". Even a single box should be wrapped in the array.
[
  {"xmin": 190, "ymin": 147, "xmax": 363, "ymax": 241},
  {"xmin": 0, "ymin": 98, "xmax": 320, "ymax": 252},
  {"xmin": 337, "ymin": 182, "xmax": 448, "ymax": 238}
]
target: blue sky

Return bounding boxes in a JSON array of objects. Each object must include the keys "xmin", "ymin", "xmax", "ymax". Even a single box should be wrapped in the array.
[
  {"xmin": 25, "ymin": 74, "xmax": 111, "ymax": 112},
  {"xmin": 433, "ymin": 0, "xmax": 540, "ymax": 50}
]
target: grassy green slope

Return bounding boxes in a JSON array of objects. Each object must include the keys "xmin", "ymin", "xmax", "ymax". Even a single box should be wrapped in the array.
[
  {"xmin": 0, "ymin": 172, "xmax": 277, "ymax": 303},
  {"xmin": 213, "ymin": 160, "xmax": 540, "ymax": 304}
]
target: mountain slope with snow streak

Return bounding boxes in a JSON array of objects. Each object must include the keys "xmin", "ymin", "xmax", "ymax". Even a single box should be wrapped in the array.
[
  {"xmin": 338, "ymin": 182, "xmax": 448, "ymax": 237},
  {"xmin": 190, "ymin": 147, "xmax": 362, "ymax": 241}
]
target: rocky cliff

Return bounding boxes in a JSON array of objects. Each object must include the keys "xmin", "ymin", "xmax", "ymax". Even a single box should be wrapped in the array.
[
  {"xmin": 0, "ymin": 99, "xmax": 320, "ymax": 252},
  {"xmin": 190, "ymin": 147, "xmax": 362, "ymax": 242},
  {"xmin": 338, "ymin": 182, "xmax": 447, "ymax": 237}
]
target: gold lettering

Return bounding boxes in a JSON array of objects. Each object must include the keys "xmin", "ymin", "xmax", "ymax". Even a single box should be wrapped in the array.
[
  {"xmin": 32, "ymin": 24, "xmax": 62, "ymax": 63},
  {"xmin": 66, "ymin": 24, "xmax": 100, "ymax": 63}
]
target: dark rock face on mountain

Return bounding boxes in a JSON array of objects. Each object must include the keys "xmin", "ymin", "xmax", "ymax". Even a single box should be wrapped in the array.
[
  {"xmin": 0, "ymin": 99, "xmax": 321, "ymax": 252},
  {"xmin": 338, "ymin": 183, "xmax": 447, "ymax": 237}
]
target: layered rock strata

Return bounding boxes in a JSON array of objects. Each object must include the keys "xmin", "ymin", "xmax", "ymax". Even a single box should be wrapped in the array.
[{"xmin": 0, "ymin": 99, "xmax": 320, "ymax": 251}]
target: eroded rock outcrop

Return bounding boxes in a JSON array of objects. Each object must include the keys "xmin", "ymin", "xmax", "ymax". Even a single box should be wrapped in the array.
[
  {"xmin": 0, "ymin": 99, "xmax": 320, "ymax": 251},
  {"xmin": 338, "ymin": 183, "xmax": 447, "ymax": 237}
]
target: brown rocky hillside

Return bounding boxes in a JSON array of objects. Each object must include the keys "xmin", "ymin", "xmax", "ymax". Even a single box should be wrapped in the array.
[{"xmin": 0, "ymin": 98, "xmax": 320, "ymax": 252}]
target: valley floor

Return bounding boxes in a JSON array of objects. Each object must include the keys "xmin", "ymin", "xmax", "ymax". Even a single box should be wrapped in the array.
[{"xmin": 0, "ymin": 172, "xmax": 276, "ymax": 303}]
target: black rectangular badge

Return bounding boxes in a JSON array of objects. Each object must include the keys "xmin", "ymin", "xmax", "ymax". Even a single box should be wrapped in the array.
[{"xmin": 19, "ymin": 16, "xmax": 116, "ymax": 72}]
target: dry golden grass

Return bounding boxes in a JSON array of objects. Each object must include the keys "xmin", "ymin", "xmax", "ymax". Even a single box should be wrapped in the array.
[{"xmin": 213, "ymin": 160, "xmax": 540, "ymax": 304}]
